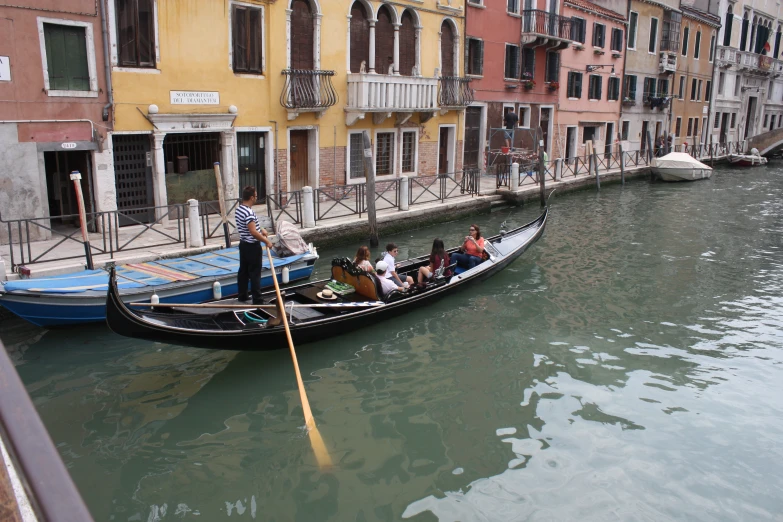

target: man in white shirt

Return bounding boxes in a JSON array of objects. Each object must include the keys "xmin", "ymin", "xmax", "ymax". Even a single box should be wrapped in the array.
[
  {"xmin": 382, "ymin": 243, "xmax": 414, "ymax": 286},
  {"xmin": 375, "ymin": 261, "xmax": 405, "ymax": 297}
]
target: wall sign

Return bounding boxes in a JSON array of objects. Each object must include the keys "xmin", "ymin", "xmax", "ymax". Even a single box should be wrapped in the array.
[
  {"xmin": 61, "ymin": 142, "xmax": 77, "ymax": 149},
  {"xmin": 0, "ymin": 56, "xmax": 10, "ymax": 82},
  {"xmin": 170, "ymin": 91, "xmax": 220, "ymax": 105}
]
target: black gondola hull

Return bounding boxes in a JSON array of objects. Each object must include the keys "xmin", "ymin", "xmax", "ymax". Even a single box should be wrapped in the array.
[{"xmin": 106, "ymin": 208, "xmax": 548, "ymax": 351}]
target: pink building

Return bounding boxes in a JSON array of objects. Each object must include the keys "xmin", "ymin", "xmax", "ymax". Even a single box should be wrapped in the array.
[{"xmin": 552, "ymin": 0, "xmax": 626, "ymax": 161}]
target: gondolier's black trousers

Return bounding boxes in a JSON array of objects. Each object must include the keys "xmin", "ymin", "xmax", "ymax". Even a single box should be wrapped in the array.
[{"xmin": 238, "ymin": 241, "xmax": 263, "ymax": 304}]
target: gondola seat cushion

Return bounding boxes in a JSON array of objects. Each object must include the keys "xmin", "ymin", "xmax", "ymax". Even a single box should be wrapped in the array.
[{"xmin": 330, "ymin": 258, "xmax": 383, "ymax": 301}]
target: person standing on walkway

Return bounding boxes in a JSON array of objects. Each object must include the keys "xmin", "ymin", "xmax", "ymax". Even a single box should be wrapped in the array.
[
  {"xmin": 236, "ymin": 186, "xmax": 272, "ymax": 304},
  {"xmin": 504, "ymin": 109, "xmax": 518, "ymax": 150}
]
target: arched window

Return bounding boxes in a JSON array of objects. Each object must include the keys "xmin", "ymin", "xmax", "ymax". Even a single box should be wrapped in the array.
[
  {"xmin": 740, "ymin": 12, "xmax": 749, "ymax": 51},
  {"xmin": 291, "ymin": 0, "xmax": 314, "ymax": 69},
  {"xmin": 399, "ymin": 10, "xmax": 416, "ymax": 76},
  {"xmin": 694, "ymin": 29, "xmax": 701, "ymax": 59},
  {"xmin": 775, "ymin": 26, "xmax": 781, "ymax": 59},
  {"xmin": 441, "ymin": 21, "xmax": 455, "ymax": 76},
  {"xmin": 375, "ymin": 5, "xmax": 394, "ymax": 75},
  {"xmin": 349, "ymin": 1, "xmax": 370, "ymax": 73},
  {"xmin": 723, "ymin": 6, "xmax": 733, "ymax": 46},
  {"xmin": 749, "ymin": 16, "xmax": 757, "ymax": 53}
]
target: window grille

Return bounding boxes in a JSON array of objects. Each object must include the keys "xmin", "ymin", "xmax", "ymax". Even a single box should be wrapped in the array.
[
  {"xmin": 376, "ymin": 132, "xmax": 394, "ymax": 175},
  {"xmin": 402, "ymin": 132, "xmax": 416, "ymax": 173}
]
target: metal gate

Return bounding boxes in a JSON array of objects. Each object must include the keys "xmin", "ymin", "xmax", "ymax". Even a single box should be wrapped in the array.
[
  {"xmin": 463, "ymin": 106, "xmax": 482, "ymax": 168},
  {"xmin": 113, "ymin": 134, "xmax": 154, "ymax": 226},
  {"xmin": 237, "ymin": 132, "xmax": 266, "ymax": 198}
]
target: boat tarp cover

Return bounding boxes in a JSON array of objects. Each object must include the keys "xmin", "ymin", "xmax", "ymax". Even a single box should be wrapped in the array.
[
  {"xmin": 652, "ymin": 152, "xmax": 712, "ymax": 170},
  {"xmin": 1, "ymin": 251, "xmax": 307, "ymax": 294}
]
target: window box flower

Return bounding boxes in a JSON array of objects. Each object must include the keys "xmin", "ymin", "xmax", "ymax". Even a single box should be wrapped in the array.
[
  {"xmin": 547, "ymin": 81, "xmax": 559, "ymax": 92},
  {"xmin": 593, "ymin": 48, "xmax": 605, "ymax": 55},
  {"xmin": 573, "ymin": 43, "xmax": 585, "ymax": 51},
  {"xmin": 622, "ymin": 97, "xmax": 636, "ymax": 106},
  {"xmin": 523, "ymin": 79, "xmax": 536, "ymax": 90},
  {"xmin": 611, "ymin": 51, "xmax": 622, "ymax": 58}
]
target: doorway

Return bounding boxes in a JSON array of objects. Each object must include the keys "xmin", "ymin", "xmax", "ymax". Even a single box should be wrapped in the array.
[
  {"xmin": 605, "ymin": 122, "xmax": 614, "ymax": 158},
  {"xmin": 44, "ymin": 150, "xmax": 95, "ymax": 229},
  {"xmin": 438, "ymin": 126, "xmax": 455, "ymax": 174},
  {"xmin": 289, "ymin": 130, "xmax": 309, "ymax": 191},
  {"xmin": 237, "ymin": 132, "xmax": 267, "ymax": 198},
  {"xmin": 744, "ymin": 96, "xmax": 757, "ymax": 140},
  {"xmin": 540, "ymin": 108, "xmax": 551, "ymax": 153},
  {"xmin": 463, "ymin": 107, "xmax": 482, "ymax": 168},
  {"xmin": 565, "ymin": 126, "xmax": 576, "ymax": 163},
  {"xmin": 113, "ymin": 134, "xmax": 154, "ymax": 226},
  {"xmin": 640, "ymin": 121, "xmax": 649, "ymax": 153},
  {"xmin": 720, "ymin": 112, "xmax": 729, "ymax": 144}
]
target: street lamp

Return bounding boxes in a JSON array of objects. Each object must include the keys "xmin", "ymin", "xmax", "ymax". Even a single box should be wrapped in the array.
[{"xmin": 586, "ymin": 65, "xmax": 615, "ymax": 76}]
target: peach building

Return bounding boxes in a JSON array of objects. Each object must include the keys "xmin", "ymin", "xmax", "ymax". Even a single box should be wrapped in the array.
[{"xmin": 551, "ymin": 0, "xmax": 626, "ymax": 161}]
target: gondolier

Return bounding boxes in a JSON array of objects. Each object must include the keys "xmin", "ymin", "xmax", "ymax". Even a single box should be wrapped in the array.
[{"xmin": 237, "ymin": 186, "xmax": 273, "ymax": 304}]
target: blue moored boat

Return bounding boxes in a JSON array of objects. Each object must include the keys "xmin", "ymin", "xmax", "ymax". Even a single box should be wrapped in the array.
[{"xmin": 0, "ymin": 247, "xmax": 318, "ymax": 327}]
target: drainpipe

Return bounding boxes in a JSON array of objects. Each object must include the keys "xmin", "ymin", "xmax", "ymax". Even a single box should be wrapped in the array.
[{"xmin": 98, "ymin": 0, "xmax": 113, "ymax": 122}]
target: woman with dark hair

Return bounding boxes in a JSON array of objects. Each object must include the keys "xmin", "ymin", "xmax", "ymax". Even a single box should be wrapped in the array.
[
  {"xmin": 353, "ymin": 246, "xmax": 373, "ymax": 272},
  {"xmin": 417, "ymin": 238, "xmax": 451, "ymax": 286},
  {"xmin": 450, "ymin": 224, "xmax": 485, "ymax": 270}
]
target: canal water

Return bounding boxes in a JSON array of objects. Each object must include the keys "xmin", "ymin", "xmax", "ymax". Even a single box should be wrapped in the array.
[{"xmin": 3, "ymin": 164, "xmax": 783, "ymax": 521}]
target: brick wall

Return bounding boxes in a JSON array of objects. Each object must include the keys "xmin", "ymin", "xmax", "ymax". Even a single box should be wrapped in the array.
[
  {"xmin": 418, "ymin": 141, "xmax": 438, "ymax": 175},
  {"xmin": 274, "ymin": 148, "xmax": 288, "ymax": 194},
  {"xmin": 455, "ymin": 139, "xmax": 464, "ymax": 172},
  {"xmin": 318, "ymin": 146, "xmax": 347, "ymax": 187}
]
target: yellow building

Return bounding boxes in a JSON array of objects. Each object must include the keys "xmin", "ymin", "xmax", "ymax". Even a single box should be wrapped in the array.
[
  {"xmin": 104, "ymin": 0, "xmax": 470, "ymax": 217},
  {"xmin": 670, "ymin": 5, "xmax": 720, "ymax": 149}
]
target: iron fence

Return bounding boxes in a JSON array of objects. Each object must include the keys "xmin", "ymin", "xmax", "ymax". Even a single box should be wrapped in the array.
[
  {"xmin": 438, "ymin": 77, "xmax": 474, "ymax": 107},
  {"xmin": 410, "ymin": 169, "xmax": 479, "ymax": 207},
  {"xmin": 361, "ymin": 180, "xmax": 401, "ymax": 214},
  {"xmin": 266, "ymin": 191, "xmax": 303, "ymax": 226},
  {"xmin": 280, "ymin": 69, "xmax": 338, "ymax": 110},
  {"xmin": 315, "ymin": 184, "xmax": 363, "ymax": 223},
  {"xmin": 200, "ymin": 198, "xmax": 240, "ymax": 241}
]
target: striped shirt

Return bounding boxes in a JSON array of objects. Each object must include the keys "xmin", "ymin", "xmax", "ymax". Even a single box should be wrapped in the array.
[{"xmin": 236, "ymin": 204, "xmax": 260, "ymax": 243}]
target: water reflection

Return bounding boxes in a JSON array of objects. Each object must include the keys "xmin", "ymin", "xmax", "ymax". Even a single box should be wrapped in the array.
[{"xmin": 4, "ymin": 166, "xmax": 783, "ymax": 520}]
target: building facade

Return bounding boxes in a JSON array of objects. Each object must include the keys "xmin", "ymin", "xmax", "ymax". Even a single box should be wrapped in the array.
[
  {"xmin": 622, "ymin": 0, "xmax": 680, "ymax": 153},
  {"xmin": 670, "ymin": 2, "xmax": 720, "ymax": 150},
  {"xmin": 552, "ymin": 0, "xmax": 626, "ymax": 160},
  {"xmin": 106, "ymin": 0, "xmax": 470, "ymax": 223},
  {"xmin": 465, "ymin": 0, "xmax": 573, "ymax": 170},
  {"xmin": 713, "ymin": 0, "xmax": 783, "ymax": 146},
  {"xmin": 0, "ymin": 0, "xmax": 112, "ymax": 242}
]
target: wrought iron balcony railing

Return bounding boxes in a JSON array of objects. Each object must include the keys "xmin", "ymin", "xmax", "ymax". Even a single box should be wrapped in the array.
[
  {"xmin": 521, "ymin": 10, "xmax": 572, "ymax": 41},
  {"xmin": 660, "ymin": 39, "xmax": 680, "ymax": 53},
  {"xmin": 280, "ymin": 69, "xmax": 338, "ymax": 110},
  {"xmin": 438, "ymin": 77, "xmax": 474, "ymax": 108}
]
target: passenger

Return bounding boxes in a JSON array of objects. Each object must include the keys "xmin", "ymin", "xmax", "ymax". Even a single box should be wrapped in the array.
[
  {"xmin": 382, "ymin": 243, "xmax": 415, "ymax": 286},
  {"xmin": 374, "ymin": 261, "xmax": 405, "ymax": 297},
  {"xmin": 353, "ymin": 246, "xmax": 373, "ymax": 272},
  {"xmin": 450, "ymin": 224, "xmax": 485, "ymax": 270},
  {"xmin": 417, "ymin": 238, "xmax": 451, "ymax": 287}
]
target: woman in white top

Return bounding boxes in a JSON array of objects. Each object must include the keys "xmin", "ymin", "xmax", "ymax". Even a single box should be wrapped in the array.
[{"xmin": 353, "ymin": 246, "xmax": 373, "ymax": 272}]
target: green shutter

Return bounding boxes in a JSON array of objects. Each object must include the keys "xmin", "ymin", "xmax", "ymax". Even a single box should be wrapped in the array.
[{"xmin": 44, "ymin": 23, "xmax": 89, "ymax": 91}]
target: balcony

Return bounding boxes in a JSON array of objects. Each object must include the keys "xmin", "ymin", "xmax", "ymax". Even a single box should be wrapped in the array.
[
  {"xmin": 716, "ymin": 47, "xmax": 783, "ymax": 76},
  {"xmin": 280, "ymin": 69, "xmax": 338, "ymax": 121},
  {"xmin": 438, "ymin": 77, "xmax": 474, "ymax": 109},
  {"xmin": 520, "ymin": 10, "xmax": 572, "ymax": 50},
  {"xmin": 345, "ymin": 74, "xmax": 439, "ymax": 125},
  {"xmin": 659, "ymin": 51, "xmax": 677, "ymax": 74}
]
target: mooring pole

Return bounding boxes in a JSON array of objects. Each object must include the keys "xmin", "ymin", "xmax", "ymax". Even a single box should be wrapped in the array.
[
  {"xmin": 538, "ymin": 145, "xmax": 546, "ymax": 207},
  {"xmin": 213, "ymin": 162, "xmax": 231, "ymax": 248},
  {"xmin": 362, "ymin": 131, "xmax": 379, "ymax": 247},
  {"xmin": 619, "ymin": 142, "xmax": 625, "ymax": 186},
  {"xmin": 591, "ymin": 141, "xmax": 600, "ymax": 191},
  {"xmin": 70, "ymin": 171, "xmax": 94, "ymax": 270}
]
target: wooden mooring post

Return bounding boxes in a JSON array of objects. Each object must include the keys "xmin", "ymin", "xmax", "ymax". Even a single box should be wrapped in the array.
[
  {"xmin": 70, "ymin": 171, "xmax": 94, "ymax": 270},
  {"xmin": 362, "ymin": 131, "xmax": 379, "ymax": 247},
  {"xmin": 538, "ymin": 143, "xmax": 547, "ymax": 207},
  {"xmin": 619, "ymin": 142, "xmax": 625, "ymax": 186},
  {"xmin": 213, "ymin": 162, "xmax": 231, "ymax": 248},
  {"xmin": 588, "ymin": 141, "xmax": 600, "ymax": 191}
]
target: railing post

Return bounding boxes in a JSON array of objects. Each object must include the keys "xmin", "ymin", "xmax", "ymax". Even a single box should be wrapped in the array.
[
  {"xmin": 69, "ymin": 171, "xmax": 94, "ymax": 270},
  {"xmin": 618, "ymin": 143, "xmax": 625, "ymax": 186},
  {"xmin": 302, "ymin": 187, "xmax": 315, "ymax": 228},
  {"xmin": 510, "ymin": 162, "xmax": 520, "ymax": 188},
  {"xmin": 555, "ymin": 158, "xmax": 562, "ymax": 181},
  {"xmin": 0, "ymin": 257, "xmax": 6, "ymax": 282},
  {"xmin": 399, "ymin": 176, "xmax": 409, "ymax": 211},
  {"xmin": 187, "ymin": 199, "xmax": 204, "ymax": 248},
  {"xmin": 538, "ymin": 148, "xmax": 547, "ymax": 206}
]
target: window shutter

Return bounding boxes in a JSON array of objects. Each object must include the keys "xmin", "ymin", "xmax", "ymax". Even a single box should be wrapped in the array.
[
  {"xmin": 233, "ymin": 6, "xmax": 247, "ymax": 71},
  {"xmin": 597, "ymin": 77, "xmax": 602, "ymax": 99},
  {"xmin": 581, "ymin": 20, "xmax": 586, "ymax": 43},
  {"xmin": 478, "ymin": 40, "xmax": 484, "ymax": 75},
  {"xmin": 575, "ymin": 73, "xmax": 582, "ymax": 98},
  {"xmin": 567, "ymin": 71, "xmax": 574, "ymax": 96}
]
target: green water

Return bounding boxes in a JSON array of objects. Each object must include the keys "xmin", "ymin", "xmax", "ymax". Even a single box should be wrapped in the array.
[{"xmin": 4, "ymin": 164, "xmax": 783, "ymax": 521}]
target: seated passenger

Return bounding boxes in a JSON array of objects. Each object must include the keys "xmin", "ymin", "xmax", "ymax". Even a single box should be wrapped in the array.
[
  {"xmin": 418, "ymin": 238, "xmax": 451, "ymax": 287},
  {"xmin": 382, "ymin": 242, "xmax": 415, "ymax": 286},
  {"xmin": 450, "ymin": 224, "xmax": 485, "ymax": 270},
  {"xmin": 375, "ymin": 261, "xmax": 405, "ymax": 296},
  {"xmin": 353, "ymin": 246, "xmax": 373, "ymax": 272}
]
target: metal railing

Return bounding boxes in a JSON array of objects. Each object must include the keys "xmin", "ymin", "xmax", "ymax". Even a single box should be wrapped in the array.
[
  {"xmin": 280, "ymin": 69, "xmax": 338, "ymax": 110},
  {"xmin": 521, "ymin": 10, "xmax": 573, "ymax": 40},
  {"xmin": 438, "ymin": 77, "xmax": 474, "ymax": 108},
  {"xmin": 200, "ymin": 198, "xmax": 240, "ymax": 242},
  {"xmin": 361, "ymin": 179, "xmax": 401, "ymax": 214},
  {"xmin": 0, "ymin": 339, "xmax": 95, "ymax": 521},
  {"xmin": 1, "ymin": 204, "xmax": 187, "ymax": 270},
  {"xmin": 266, "ymin": 191, "xmax": 303, "ymax": 226},
  {"xmin": 314, "ymin": 184, "xmax": 363, "ymax": 223},
  {"xmin": 409, "ymin": 169, "xmax": 480, "ymax": 207}
]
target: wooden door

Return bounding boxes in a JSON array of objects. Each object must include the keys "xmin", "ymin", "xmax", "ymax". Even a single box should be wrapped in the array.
[
  {"xmin": 441, "ymin": 22, "xmax": 454, "ymax": 76},
  {"xmin": 438, "ymin": 127, "xmax": 450, "ymax": 174},
  {"xmin": 540, "ymin": 108, "xmax": 551, "ymax": 153},
  {"xmin": 237, "ymin": 132, "xmax": 266, "ymax": 198},
  {"xmin": 289, "ymin": 130, "xmax": 309, "ymax": 191},
  {"xmin": 290, "ymin": 0, "xmax": 314, "ymax": 70},
  {"xmin": 463, "ymin": 107, "xmax": 482, "ymax": 168}
]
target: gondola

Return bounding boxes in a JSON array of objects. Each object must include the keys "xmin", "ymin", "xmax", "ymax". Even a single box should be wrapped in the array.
[{"xmin": 106, "ymin": 206, "xmax": 549, "ymax": 350}]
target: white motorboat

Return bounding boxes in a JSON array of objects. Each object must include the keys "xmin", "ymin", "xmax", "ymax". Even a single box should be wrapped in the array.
[
  {"xmin": 651, "ymin": 152, "xmax": 713, "ymax": 182},
  {"xmin": 728, "ymin": 148, "xmax": 768, "ymax": 167}
]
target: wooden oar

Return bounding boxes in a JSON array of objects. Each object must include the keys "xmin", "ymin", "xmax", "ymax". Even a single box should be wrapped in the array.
[
  {"xmin": 129, "ymin": 301, "xmax": 383, "ymax": 310},
  {"xmin": 265, "ymin": 246, "xmax": 332, "ymax": 470}
]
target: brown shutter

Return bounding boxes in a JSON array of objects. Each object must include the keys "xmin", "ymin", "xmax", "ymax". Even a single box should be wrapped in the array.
[
  {"xmin": 249, "ymin": 8, "xmax": 262, "ymax": 72},
  {"xmin": 233, "ymin": 6, "xmax": 247, "ymax": 71},
  {"xmin": 399, "ymin": 11, "xmax": 416, "ymax": 76},
  {"xmin": 116, "ymin": 0, "xmax": 136, "ymax": 66},
  {"xmin": 350, "ymin": 3, "xmax": 370, "ymax": 73},
  {"xmin": 138, "ymin": 0, "xmax": 155, "ymax": 66},
  {"xmin": 291, "ymin": 0, "xmax": 314, "ymax": 70},
  {"xmin": 441, "ymin": 21, "xmax": 454, "ymax": 76},
  {"xmin": 375, "ymin": 6, "xmax": 394, "ymax": 74}
]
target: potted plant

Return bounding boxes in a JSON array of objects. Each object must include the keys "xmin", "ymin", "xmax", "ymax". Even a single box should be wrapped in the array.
[
  {"xmin": 547, "ymin": 81, "xmax": 559, "ymax": 92},
  {"xmin": 524, "ymin": 79, "xmax": 536, "ymax": 90}
]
